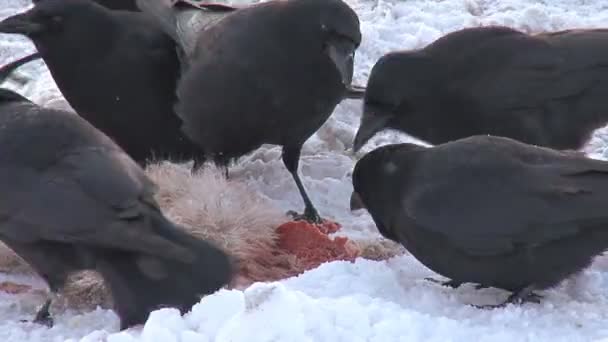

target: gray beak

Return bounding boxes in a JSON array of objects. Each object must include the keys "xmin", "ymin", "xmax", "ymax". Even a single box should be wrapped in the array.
[
  {"xmin": 0, "ymin": 11, "xmax": 43, "ymax": 35},
  {"xmin": 0, "ymin": 52, "xmax": 41, "ymax": 85},
  {"xmin": 353, "ymin": 111, "xmax": 390, "ymax": 152},
  {"xmin": 350, "ymin": 191, "xmax": 365, "ymax": 211},
  {"xmin": 327, "ymin": 40, "xmax": 356, "ymax": 86}
]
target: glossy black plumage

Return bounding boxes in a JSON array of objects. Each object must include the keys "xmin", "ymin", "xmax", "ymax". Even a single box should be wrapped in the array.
[
  {"xmin": 0, "ymin": 0, "xmax": 208, "ymax": 167},
  {"xmin": 33, "ymin": 0, "xmax": 141, "ymax": 11},
  {"xmin": 0, "ymin": 69, "xmax": 232, "ymax": 329},
  {"xmin": 140, "ymin": 0, "xmax": 362, "ymax": 222},
  {"xmin": 353, "ymin": 26, "xmax": 608, "ymax": 151},
  {"xmin": 352, "ymin": 135, "xmax": 608, "ymax": 306}
]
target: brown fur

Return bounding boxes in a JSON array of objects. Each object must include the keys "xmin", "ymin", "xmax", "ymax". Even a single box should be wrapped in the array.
[
  {"xmin": 356, "ymin": 238, "xmax": 406, "ymax": 261},
  {"xmin": 0, "ymin": 162, "xmax": 402, "ymax": 311},
  {"xmin": 145, "ymin": 162, "xmax": 298, "ymax": 285}
]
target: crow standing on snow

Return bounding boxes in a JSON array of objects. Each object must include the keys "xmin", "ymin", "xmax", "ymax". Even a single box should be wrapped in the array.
[
  {"xmin": 138, "ymin": 0, "xmax": 362, "ymax": 222},
  {"xmin": 0, "ymin": 0, "xmax": 230, "ymax": 168},
  {"xmin": 0, "ymin": 61, "xmax": 233, "ymax": 329},
  {"xmin": 351, "ymin": 135, "xmax": 608, "ymax": 307},
  {"xmin": 353, "ymin": 26, "xmax": 608, "ymax": 152}
]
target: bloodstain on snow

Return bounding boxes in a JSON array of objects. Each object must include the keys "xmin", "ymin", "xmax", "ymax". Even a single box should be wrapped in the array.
[
  {"xmin": 276, "ymin": 220, "xmax": 360, "ymax": 270},
  {"xmin": 231, "ymin": 220, "xmax": 360, "ymax": 289}
]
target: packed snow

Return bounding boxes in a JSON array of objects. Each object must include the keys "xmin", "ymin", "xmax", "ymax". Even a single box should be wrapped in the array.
[{"xmin": 2, "ymin": 0, "xmax": 608, "ymax": 341}]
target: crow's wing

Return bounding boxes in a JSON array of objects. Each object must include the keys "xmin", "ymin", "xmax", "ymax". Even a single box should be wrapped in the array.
[
  {"xmin": 455, "ymin": 29, "xmax": 608, "ymax": 115},
  {"xmin": 403, "ymin": 141, "xmax": 608, "ymax": 256},
  {"xmin": 135, "ymin": 0, "xmax": 237, "ymax": 63},
  {"xmin": 0, "ymin": 147, "xmax": 193, "ymax": 262}
]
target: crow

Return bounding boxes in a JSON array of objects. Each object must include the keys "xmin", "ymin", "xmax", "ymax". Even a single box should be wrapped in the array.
[
  {"xmin": 0, "ymin": 0, "xmax": 230, "ymax": 168},
  {"xmin": 138, "ymin": 0, "xmax": 362, "ymax": 222},
  {"xmin": 351, "ymin": 135, "xmax": 608, "ymax": 307},
  {"xmin": 0, "ymin": 61, "xmax": 233, "ymax": 329},
  {"xmin": 353, "ymin": 26, "xmax": 608, "ymax": 152}
]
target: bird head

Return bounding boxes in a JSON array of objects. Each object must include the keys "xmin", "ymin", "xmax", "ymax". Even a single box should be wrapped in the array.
[
  {"xmin": 0, "ymin": 0, "xmax": 111, "ymax": 47},
  {"xmin": 350, "ymin": 142, "xmax": 424, "ymax": 212},
  {"xmin": 315, "ymin": 0, "xmax": 361, "ymax": 87},
  {"xmin": 353, "ymin": 51, "xmax": 433, "ymax": 152}
]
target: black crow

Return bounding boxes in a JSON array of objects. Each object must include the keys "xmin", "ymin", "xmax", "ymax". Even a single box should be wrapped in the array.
[
  {"xmin": 0, "ymin": 0, "xmax": 227, "ymax": 168},
  {"xmin": 353, "ymin": 26, "xmax": 608, "ymax": 152},
  {"xmin": 0, "ymin": 65, "xmax": 233, "ymax": 329},
  {"xmin": 139, "ymin": 0, "xmax": 362, "ymax": 223},
  {"xmin": 351, "ymin": 135, "xmax": 608, "ymax": 307}
]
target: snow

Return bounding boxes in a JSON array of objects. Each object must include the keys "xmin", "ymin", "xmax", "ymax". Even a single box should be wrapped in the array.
[{"xmin": 1, "ymin": 0, "xmax": 608, "ymax": 341}]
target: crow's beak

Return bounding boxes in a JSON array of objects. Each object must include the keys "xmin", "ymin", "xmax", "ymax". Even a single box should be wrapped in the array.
[
  {"xmin": 327, "ymin": 39, "xmax": 356, "ymax": 86},
  {"xmin": 353, "ymin": 110, "xmax": 390, "ymax": 152},
  {"xmin": 350, "ymin": 191, "xmax": 365, "ymax": 211},
  {"xmin": 0, "ymin": 11, "xmax": 43, "ymax": 35},
  {"xmin": 0, "ymin": 52, "xmax": 41, "ymax": 84}
]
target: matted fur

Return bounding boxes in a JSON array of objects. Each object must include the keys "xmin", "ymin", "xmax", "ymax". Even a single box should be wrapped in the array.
[
  {"xmin": 0, "ymin": 244, "xmax": 32, "ymax": 275},
  {"xmin": 356, "ymin": 238, "xmax": 406, "ymax": 261},
  {"xmin": 0, "ymin": 162, "xmax": 404, "ymax": 311},
  {"xmin": 145, "ymin": 161, "xmax": 298, "ymax": 285}
]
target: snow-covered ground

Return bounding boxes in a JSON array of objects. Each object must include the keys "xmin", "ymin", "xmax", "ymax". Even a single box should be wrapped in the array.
[{"xmin": 2, "ymin": 0, "xmax": 608, "ymax": 341}]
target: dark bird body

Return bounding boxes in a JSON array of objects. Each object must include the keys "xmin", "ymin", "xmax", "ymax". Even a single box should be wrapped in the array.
[
  {"xmin": 0, "ymin": 84, "xmax": 232, "ymax": 329},
  {"xmin": 0, "ymin": 0, "xmax": 208, "ymax": 167},
  {"xmin": 351, "ymin": 135, "xmax": 608, "ymax": 306},
  {"xmin": 150, "ymin": 0, "xmax": 362, "ymax": 222},
  {"xmin": 353, "ymin": 26, "xmax": 608, "ymax": 152},
  {"xmin": 33, "ymin": 0, "xmax": 141, "ymax": 11},
  {"xmin": 87, "ymin": 0, "xmax": 141, "ymax": 10}
]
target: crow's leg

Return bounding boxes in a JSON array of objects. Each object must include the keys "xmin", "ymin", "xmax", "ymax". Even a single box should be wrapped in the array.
[
  {"xmin": 223, "ymin": 165, "xmax": 230, "ymax": 179},
  {"xmin": 193, "ymin": 152, "xmax": 231, "ymax": 179},
  {"xmin": 20, "ymin": 288, "xmax": 59, "ymax": 327},
  {"xmin": 32, "ymin": 292, "xmax": 56, "ymax": 327},
  {"xmin": 425, "ymin": 278, "xmax": 490, "ymax": 290},
  {"xmin": 191, "ymin": 158, "xmax": 204, "ymax": 173},
  {"xmin": 424, "ymin": 277, "xmax": 464, "ymax": 288},
  {"xmin": 474, "ymin": 284, "xmax": 542, "ymax": 309},
  {"xmin": 282, "ymin": 145, "xmax": 322, "ymax": 224}
]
